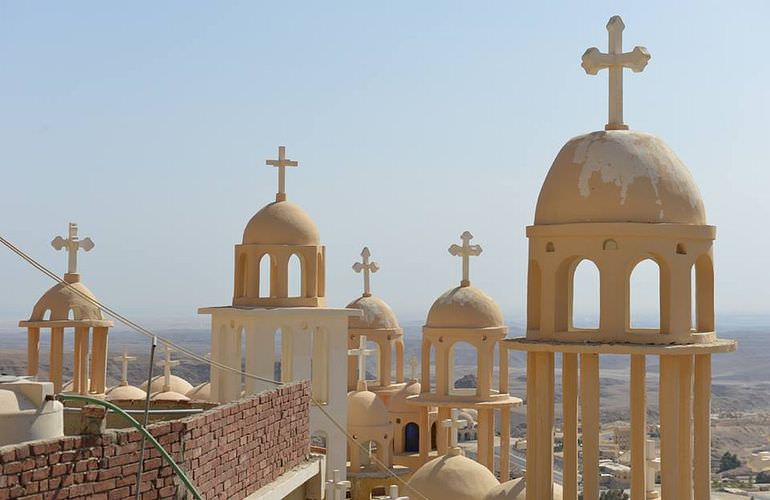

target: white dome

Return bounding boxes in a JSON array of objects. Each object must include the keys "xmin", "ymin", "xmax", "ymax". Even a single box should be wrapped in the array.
[
  {"xmin": 106, "ymin": 384, "xmax": 147, "ymax": 401},
  {"xmin": 141, "ymin": 375, "xmax": 193, "ymax": 395}
]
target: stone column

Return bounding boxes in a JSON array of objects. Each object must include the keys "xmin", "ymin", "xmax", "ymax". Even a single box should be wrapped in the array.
[
  {"xmin": 90, "ymin": 327, "xmax": 109, "ymax": 394},
  {"xmin": 499, "ymin": 345, "xmax": 509, "ymax": 394},
  {"xmin": 630, "ymin": 354, "xmax": 647, "ymax": 498},
  {"xmin": 478, "ymin": 343, "xmax": 490, "ymax": 398},
  {"xmin": 486, "ymin": 408, "xmax": 495, "ymax": 469},
  {"xmin": 478, "ymin": 407, "xmax": 490, "ymax": 469},
  {"xmin": 395, "ymin": 338, "xmax": 404, "ymax": 384},
  {"xmin": 421, "ymin": 339, "xmax": 431, "ymax": 393},
  {"xmin": 436, "ymin": 407, "xmax": 450, "ymax": 456},
  {"xmin": 535, "ymin": 352, "xmax": 554, "ymax": 499},
  {"xmin": 580, "ymin": 353, "xmax": 600, "ymax": 500},
  {"xmin": 693, "ymin": 354, "xmax": 712, "ymax": 500},
  {"xmin": 677, "ymin": 355, "xmax": 694, "ymax": 500},
  {"xmin": 246, "ymin": 322, "xmax": 278, "ymax": 395},
  {"xmin": 659, "ymin": 355, "xmax": 679, "ymax": 499},
  {"xmin": 526, "ymin": 352, "xmax": 539, "ymax": 500},
  {"xmin": 380, "ymin": 338, "xmax": 392, "ymax": 387},
  {"xmin": 210, "ymin": 320, "xmax": 221, "ymax": 403},
  {"xmin": 562, "ymin": 352, "xmax": 579, "ymax": 500},
  {"xmin": 419, "ymin": 407, "xmax": 430, "ymax": 464},
  {"xmin": 74, "ymin": 327, "xmax": 90, "ymax": 394},
  {"xmin": 312, "ymin": 327, "xmax": 329, "ymax": 403},
  {"xmin": 500, "ymin": 405, "xmax": 511, "ymax": 481},
  {"xmin": 221, "ymin": 325, "xmax": 242, "ymax": 402},
  {"xmin": 50, "ymin": 327, "xmax": 64, "ymax": 392},
  {"xmin": 27, "ymin": 327, "xmax": 40, "ymax": 377},
  {"xmin": 436, "ymin": 343, "xmax": 448, "ymax": 396}
]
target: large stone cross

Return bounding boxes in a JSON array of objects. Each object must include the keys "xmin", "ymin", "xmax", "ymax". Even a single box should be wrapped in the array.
[
  {"xmin": 113, "ymin": 346, "xmax": 137, "ymax": 386},
  {"xmin": 448, "ymin": 231, "xmax": 482, "ymax": 287},
  {"xmin": 348, "ymin": 335, "xmax": 376, "ymax": 390},
  {"xmin": 582, "ymin": 16, "xmax": 650, "ymax": 131},
  {"xmin": 441, "ymin": 408, "xmax": 469, "ymax": 449},
  {"xmin": 352, "ymin": 247, "xmax": 379, "ymax": 297},
  {"xmin": 51, "ymin": 223, "xmax": 95, "ymax": 275},
  {"xmin": 265, "ymin": 145, "xmax": 298, "ymax": 202},
  {"xmin": 156, "ymin": 344, "xmax": 180, "ymax": 393}
]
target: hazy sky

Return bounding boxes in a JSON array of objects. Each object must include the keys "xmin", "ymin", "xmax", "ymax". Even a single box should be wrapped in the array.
[{"xmin": 1, "ymin": 1, "xmax": 768, "ymax": 329}]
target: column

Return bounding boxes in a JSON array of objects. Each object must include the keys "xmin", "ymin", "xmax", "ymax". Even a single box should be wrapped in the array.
[
  {"xmin": 395, "ymin": 339, "xmax": 404, "ymax": 384},
  {"xmin": 580, "ymin": 353, "xmax": 600, "ymax": 500},
  {"xmin": 380, "ymin": 338, "xmax": 392, "ymax": 387},
  {"xmin": 478, "ymin": 343, "xmax": 490, "ymax": 398},
  {"xmin": 478, "ymin": 407, "xmax": 489, "ymax": 469},
  {"xmin": 210, "ymin": 320, "xmax": 221, "ymax": 403},
  {"xmin": 27, "ymin": 327, "xmax": 40, "ymax": 377},
  {"xmin": 535, "ymin": 352, "xmax": 554, "ymax": 499},
  {"xmin": 499, "ymin": 345, "xmax": 509, "ymax": 394},
  {"xmin": 421, "ymin": 339, "xmax": 431, "ymax": 393},
  {"xmin": 436, "ymin": 343, "xmax": 448, "ymax": 396},
  {"xmin": 291, "ymin": 327, "xmax": 312, "ymax": 382},
  {"xmin": 246, "ymin": 322, "xmax": 278, "ymax": 395},
  {"xmin": 50, "ymin": 327, "xmax": 64, "ymax": 392},
  {"xmin": 562, "ymin": 352, "xmax": 579, "ymax": 500},
  {"xmin": 486, "ymin": 409, "xmax": 495, "ymax": 470},
  {"xmin": 500, "ymin": 405, "xmax": 511, "ymax": 481},
  {"xmin": 526, "ymin": 352, "xmax": 539, "ymax": 500},
  {"xmin": 630, "ymin": 355, "xmax": 647, "ymax": 498},
  {"xmin": 74, "ymin": 327, "xmax": 89, "ymax": 394},
  {"xmin": 693, "ymin": 354, "xmax": 712, "ymax": 500},
  {"xmin": 678, "ymin": 355, "xmax": 694, "ymax": 500},
  {"xmin": 659, "ymin": 355, "xmax": 679, "ymax": 499},
  {"xmin": 312, "ymin": 327, "xmax": 329, "ymax": 403},
  {"xmin": 222, "ymin": 326, "xmax": 242, "ymax": 402},
  {"xmin": 419, "ymin": 407, "xmax": 430, "ymax": 464},
  {"xmin": 90, "ymin": 327, "xmax": 109, "ymax": 394},
  {"xmin": 436, "ymin": 407, "xmax": 450, "ymax": 456}
]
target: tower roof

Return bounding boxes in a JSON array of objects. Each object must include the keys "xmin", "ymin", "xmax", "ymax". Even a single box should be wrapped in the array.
[
  {"xmin": 407, "ymin": 451, "xmax": 499, "ymax": 500},
  {"xmin": 347, "ymin": 389, "xmax": 390, "ymax": 427},
  {"xmin": 426, "ymin": 285, "xmax": 504, "ymax": 329},
  {"xmin": 28, "ymin": 279, "xmax": 104, "ymax": 322},
  {"xmin": 242, "ymin": 200, "xmax": 320, "ymax": 245}
]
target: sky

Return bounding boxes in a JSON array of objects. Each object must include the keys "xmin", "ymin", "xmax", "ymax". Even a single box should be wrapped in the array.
[{"xmin": 0, "ymin": 1, "xmax": 768, "ymax": 329}]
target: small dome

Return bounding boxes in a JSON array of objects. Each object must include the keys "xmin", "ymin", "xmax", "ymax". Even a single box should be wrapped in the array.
[
  {"xmin": 141, "ymin": 375, "xmax": 193, "ymax": 395},
  {"xmin": 243, "ymin": 200, "xmax": 320, "ymax": 245},
  {"xmin": 186, "ymin": 382, "xmax": 211, "ymax": 402},
  {"xmin": 106, "ymin": 385, "xmax": 147, "ymax": 401},
  {"xmin": 29, "ymin": 281, "xmax": 103, "ymax": 321},
  {"xmin": 387, "ymin": 380, "xmax": 421, "ymax": 414},
  {"xmin": 535, "ymin": 130, "xmax": 705, "ymax": 225},
  {"xmin": 347, "ymin": 389, "xmax": 390, "ymax": 427},
  {"xmin": 407, "ymin": 451, "xmax": 499, "ymax": 500},
  {"xmin": 150, "ymin": 391, "xmax": 190, "ymax": 402},
  {"xmin": 346, "ymin": 295, "xmax": 400, "ymax": 330},
  {"xmin": 426, "ymin": 286, "xmax": 504, "ymax": 329},
  {"xmin": 457, "ymin": 409, "xmax": 477, "ymax": 427},
  {"xmin": 483, "ymin": 477, "xmax": 563, "ymax": 500}
]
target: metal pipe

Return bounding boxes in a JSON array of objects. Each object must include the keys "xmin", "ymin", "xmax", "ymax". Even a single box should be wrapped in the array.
[{"xmin": 136, "ymin": 336, "xmax": 157, "ymax": 498}]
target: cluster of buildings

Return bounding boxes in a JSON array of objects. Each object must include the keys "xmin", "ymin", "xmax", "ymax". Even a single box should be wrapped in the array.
[{"xmin": 0, "ymin": 15, "xmax": 738, "ymax": 500}]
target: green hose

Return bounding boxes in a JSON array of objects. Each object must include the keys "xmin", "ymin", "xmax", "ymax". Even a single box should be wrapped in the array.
[{"xmin": 57, "ymin": 394, "xmax": 202, "ymax": 500}]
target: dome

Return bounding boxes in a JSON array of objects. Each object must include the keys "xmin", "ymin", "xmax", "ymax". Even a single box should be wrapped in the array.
[
  {"xmin": 242, "ymin": 200, "xmax": 320, "ymax": 245},
  {"xmin": 426, "ymin": 286, "xmax": 504, "ymax": 329},
  {"xmin": 186, "ymin": 382, "xmax": 211, "ymax": 402},
  {"xmin": 346, "ymin": 295, "xmax": 400, "ymax": 330},
  {"xmin": 407, "ymin": 451, "xmax": 499, "ymax": 500},
  {"xmin": 483, "ymin": 477, "xmax": 563, "ymax": 500},
  {"xmin": 29, "ymin": 280, "xmax": 103, "ymax": 321},
  {"xmin": 347, "ymin": 389, "xmax": 390, "ymax": 427},
  {"xmin": 141, "ymin": 375, "xmax": 193, "ymax": 395},
  {"xmin": 534, "ymin": 130, "xmax": 705, "ymax": 225},
  {"xmin": 386, "ymin": 380, "xmax": 421, "ymax": 414},
  {"xmin": 106, "ymin": 385, "xmax": 147, "ymax": 401},
  {"xmin": 150, "ymin": 390, "xmax": 190, "ymax": 402}
]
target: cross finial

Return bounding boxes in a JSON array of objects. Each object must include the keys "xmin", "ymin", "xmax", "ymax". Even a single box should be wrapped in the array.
[
  {"xmin": 448, "ymin": 231, "xmax": 482, "ymax": 287},
  {"xmin": 51, "ymin": 223, "xmax": 95, "ymax": 278},
  {"xmin": 113, "ymin": 346, "xmax": 137, "ymax": 386},
  {"xmin": 265, "ymin": 145, "xmax": 299, "ymax": 202},
  {"xmin": 156, "ymin": 344, "xmax": 180, "ymax": 393},
  {"xmin": 347, "ymin": 335, "xmax": 376, "ymax": 391},
  {"xmin": 352, "ymin": 247, "xmax": 380, "ymax": 297},
  {"xmin": 582, "ymin": 16, "xmax": 650, "ymax": 131},
  {"xmin": 441, "ymin": 408, "xmax": 469, "ymax": 452},
  {"xmin": 388, "ymin": 485, "xmax": 410, "ymax": 500}
]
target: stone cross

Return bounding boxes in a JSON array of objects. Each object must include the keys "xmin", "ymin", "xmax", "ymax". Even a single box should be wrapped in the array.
[
  {"xmin": 348, "ymin": 335, "xmax": 376, "ymax": 390},
  {"xmin": 389, "ymin": 485, "xmax": 410, "ymax": 500},
  {"xmin": 448, "ymin": 231, "xmax": 482, "ymax": 287},
  {"xmin": 265, "ymin": 145, "xmax": 298, "ymax": 202},
  {"xmin": 352, "ymin": 247, "xmax": 379, "ymax": 297},
  {"xmin": 646, "ymin": 439, "xmax": 661, "ymax": 497},
  {"xmin": 408, "ymin": 357, "xmax": 419, "ymax": 382},
  {"xmin": 113, "ymin": 346, "xmax": 136, "ymax": 386},
  {"xmin": 326, "ymin": 469, "xmax": 351, "ymax": 500},
  {"xmin": 51, "ymin": 223, "xmax": 95, "ymax": 275},
  {"xmin": 156, "ymin": 344, "xmax": 180, "ymax": 393},
  {"xmin": 441, "ymin": 408, "xmax": 468, "ymax": 449},
  {"xmin": 581, "ymin": 16, "xmax": 650, "ymax": 131}
]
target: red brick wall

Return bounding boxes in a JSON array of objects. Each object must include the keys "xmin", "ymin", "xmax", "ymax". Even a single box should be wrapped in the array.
[{"xmin": 0, "ymin": 381, "xmax": 311, "ymax": 500}]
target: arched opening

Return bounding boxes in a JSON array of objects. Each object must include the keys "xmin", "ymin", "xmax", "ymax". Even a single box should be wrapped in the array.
[
  {"xmin": 404, "ymin": 422, "xmax": 420, "ymax": 453},
  {"xmin": 67, "ymin": 309, "xmax": 76, "ymax": 320},
  {"xmin": 42, "ymin": 309, "xmax": 51, "ymax": 321},
  {"xmin": 527, "ymin": 260, "xmax": 541, "ymax": 331},
  {"xmin": 450, "ymin": 341, "xmax": 477, "ymax": 396},
  {"xmin": 258, "ymin": 254, "xmax": 271, "ymax": 298},
  {"xmin": 629, "ymin": 258, "xmax": 661, "ymax": 330},
  {"xmin": 288, "ymin": 254, "xmax": 303, "ymax": 298},
  {"xmin": 358, "ymin": 440, "xmax": 378, "ymax": 468},
  {"xmin": 694, "ymin": 254, "xmax": 715, "ymax": 332},
  {"xmin": 571, "ymin": 259, "xmax": 600, "ymax": 330},
  {"xmin": 370, "ymin": 486, "xmax": 387, "ymax": 499},
  {"xmin": 430, "ymin": 422, "xmax": 437, "ymax": 450},
  {"xmin": 366, "ymin": 339, "xmax": 380, "ymax": 386}
]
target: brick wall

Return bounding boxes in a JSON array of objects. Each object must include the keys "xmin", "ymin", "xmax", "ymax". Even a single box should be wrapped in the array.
[{"xmin": 0, "ymin": 381, "xmax": 311, "ymax": 500}]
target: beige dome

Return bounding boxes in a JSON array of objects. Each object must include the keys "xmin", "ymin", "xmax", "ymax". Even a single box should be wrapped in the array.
[
  {"xmin": 483, "ymin": 477, "xmax": 563, "ymax": 500},
  {"xmin": 347, "ymin": 390, "xmax": 390, "ymax": 427},
  {"xmin": 386, "ymin": 380, "xmax": 421, "ymax": 414},
  {"xmin": 243, "ymin": 200, "xmax": 320, "ymax": 245},
  {"xmin": 150, "ymin": 390, "xmax": 190, "ymax": 402},
  {"xmin": 346, "ymin": 295, "xmax": 400, "ymax": 330},
  {"xmin": 29, "ymin": 281, "xmax": 103, "ymax": 321},
  {"xmin": 534, "ymin": 130, "xmax": 706, "ymax": 225},
  {"xmin": 186, "ymin": 382, "xmax": 211, "ymax": 402},
  {"xmin": 141, "ymin": 375, "xmax": 193, "ymax": 395},
  {"xmin": 407, "ymin": 451, "xmax": 499, "ymax": 500},
  {"xmin": 106, "ymin": 384, "xmax": 147, "ymax": 401},
  {"xmin": 426, "ymin": 286, "xmax": 504, "ymax": 329}
]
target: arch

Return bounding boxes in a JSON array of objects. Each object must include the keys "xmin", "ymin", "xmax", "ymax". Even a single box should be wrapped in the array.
[
  {"xmin": 67, "ymin": 309, "xmax": 76, "ymax": 320},
  {"xmin": 404, "ymin": 422, "xmax": 420, "ymax": 453},
  {"xmin": 430, "ymin": 422, "xmax": 437, "ymax": 450},
  {"xmin": 370, "ymin": 487, "xmax": 387, "ymax": 499},
  {"xmin": 42, "ymin": 309, "xmax": 51, "ymax": 321},
  {"xmin": 287, "ymin": 254, "xmax": 303, "ymax": 298},
  {"xmin": 603, "ymin": 239, "xmax": 619, "ymax": 251},
  {"xmin": 527, "ymin": 260, "xmax": 541, "ymax": 330},
  {"xmin": 546, "ymin": 241, "xmax": 555, "ymax": 253},
  {"xmin": 358, "ymin": 440, "xmax": 380, "ymax": 468},
  {"xmin": 365, "ymin": 339, "xmax": 380, "ymax": 385},
  {"xmin": 629, "ymin": 258, "xmax": 661, "ymax": 330},
  {"xmin": 693, "ymin": 254, "xmax": 715, "ymax": 332},
  {"xmin": 236, "ymin": 253, "xmax": 247, "ymax": 298},
  {"xmin": 450, "ymin": 341, "xmax": 477, "ymax": 396},
  {"xmin": 258, "ymin": 254, "xmax": 272, "ymax": 298},
  {"xmin": 571, "ymin": 259, "xmax": 600, "ymax": 330}
]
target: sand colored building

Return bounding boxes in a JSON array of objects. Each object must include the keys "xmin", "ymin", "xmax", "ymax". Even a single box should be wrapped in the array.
[{"xmin": 503, "ymin": 16, "xmax": 736, "ymax": 500}]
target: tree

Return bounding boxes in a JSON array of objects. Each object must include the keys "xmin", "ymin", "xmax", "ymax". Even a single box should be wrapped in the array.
[
  {"xmin": 756, "ymin": 471, "xmax": 770, "ymax": 483},
  {"xmin": 719, "ymin": 452, "xmax": 742, "ymax": 472}
]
